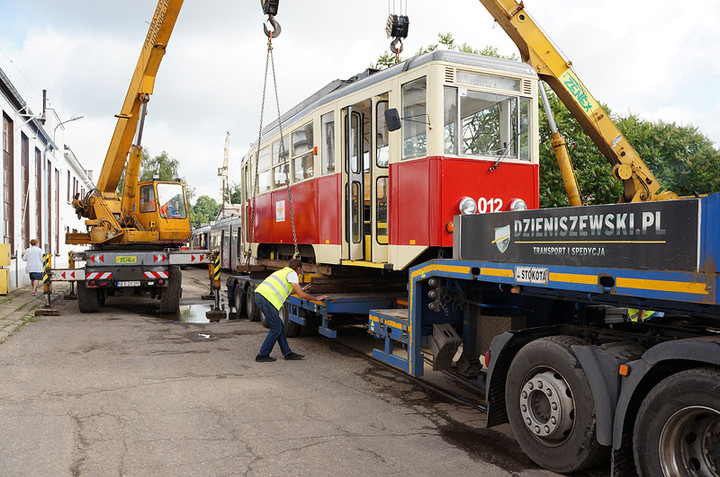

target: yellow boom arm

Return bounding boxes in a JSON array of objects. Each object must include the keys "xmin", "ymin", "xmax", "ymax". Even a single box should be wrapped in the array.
[
  {"xmin": 95, "ymin": 0, "xmax": 183, "ymax": 197},
  {"xmin": 478, "ymin": 0, "xmax": 676, "ymax": 202}
]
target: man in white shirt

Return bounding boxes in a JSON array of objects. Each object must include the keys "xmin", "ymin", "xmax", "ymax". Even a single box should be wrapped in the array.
[{"xmin": 22, "ymin": 239, "xmax": 44, "ymax": 296}]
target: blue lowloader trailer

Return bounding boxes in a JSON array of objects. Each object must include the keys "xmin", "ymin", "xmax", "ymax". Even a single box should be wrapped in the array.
[
  {"xmin": 370, "ymin": 194, "xmax": 720, "ymax": 476},
  {"xmin": 228, "ymin": 193, "xmax": 720, "ymax": 476}
]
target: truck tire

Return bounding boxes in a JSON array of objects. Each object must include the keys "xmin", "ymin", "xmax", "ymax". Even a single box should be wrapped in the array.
[
  {"xmin": 245, "ymin": 286, "xmax": 261, "ymax": 322},
  {"xmin": 77, "ymin": 282, "xmax": 100, "ymax": 313},
  {"xmin": 233, "ymin": 284, "xmax": 245, "ymax": 319},
  {"xmin": 633, "ymin": 367, "xmax": 720, "ymax": 477},
  {"xmin": 158, "ymin": 265, "xmax": 181, "ymax": 314},
  {"xmin": 260, "ymin": 310, "xmax": 269, "ymax": 328},
  {"xmin": 505, "ymin": 335, "xmax": 607, "ymax": 473},
  {"xmin": 280, "ymin": 303, "xmax": 300, "ymax": 337}
]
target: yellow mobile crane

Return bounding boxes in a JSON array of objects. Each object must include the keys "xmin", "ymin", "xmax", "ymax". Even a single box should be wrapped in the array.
[
  {"xmin": 478, "ymin": 0, "xmax": 678, "ymax": 203},
  {"xmin": 62, "ymin": 0, "xmax": 210, "ymax": 313}
]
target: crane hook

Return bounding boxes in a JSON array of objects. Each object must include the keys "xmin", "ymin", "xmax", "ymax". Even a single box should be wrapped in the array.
[
  {"xmin": 263, "ymin": 16, "xmax": 281, "ymax": 38},
  {"xmin": 390, "ymin": 37, "xmax": 404, "ymax": 55}
]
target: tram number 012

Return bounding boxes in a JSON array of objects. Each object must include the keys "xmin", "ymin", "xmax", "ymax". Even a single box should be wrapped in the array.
[{"xmin": 478, "ymin": 197, "xmax": 503, "ymax": 213}]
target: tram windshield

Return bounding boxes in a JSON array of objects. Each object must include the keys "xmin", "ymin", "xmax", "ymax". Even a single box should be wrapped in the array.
[{"xmin": 444, "ymin": 86, "xmax": 531, "ymax": 161}]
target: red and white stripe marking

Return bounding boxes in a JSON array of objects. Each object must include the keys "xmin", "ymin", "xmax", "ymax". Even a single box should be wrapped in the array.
[
  {"xmin": 86, "ymin": 272, "xmax": 112, "ymax": 280},
  {"xmin": 144, "ymin": 271, "xmax": 169, "ymax": 279}
]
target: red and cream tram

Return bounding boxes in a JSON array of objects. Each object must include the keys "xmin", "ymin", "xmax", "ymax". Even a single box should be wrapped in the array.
[{"xmin": 241, "ymin": 50, "xmax": 539, "ymax": 271}]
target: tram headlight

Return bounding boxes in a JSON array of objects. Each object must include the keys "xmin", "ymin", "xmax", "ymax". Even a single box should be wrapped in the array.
[
  {"xmin": 459, "ymin": 196, "xmax": 477, "ymax": 215},
  {"xmin": 509, "ymin": 198, "xmax": 528, "ymax": 211}
]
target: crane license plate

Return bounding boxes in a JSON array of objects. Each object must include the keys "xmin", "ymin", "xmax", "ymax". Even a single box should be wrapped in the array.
[
  {"xmin": 117, "ymin": 281, "xmax": 141, "ymax": 287},
  {"xmin": 514, "ymin": 266, "xmax": 548, "ymax": 284}
]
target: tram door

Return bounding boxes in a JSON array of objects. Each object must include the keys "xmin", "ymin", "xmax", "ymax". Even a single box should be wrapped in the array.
[
  {"xmin": 344, "ymin": 106, "xmax": 364, "ymax": 260},
  {"xmin": 344, "ymin": 96, "xmax": 389, "ymax": 264}
]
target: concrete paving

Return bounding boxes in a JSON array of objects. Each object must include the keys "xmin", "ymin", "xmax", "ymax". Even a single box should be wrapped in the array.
[{"xmin": 0, "ymin": 272, "xmax": 563, "ymax": 476}]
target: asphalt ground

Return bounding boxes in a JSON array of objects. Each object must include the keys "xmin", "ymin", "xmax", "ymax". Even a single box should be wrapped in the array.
[{"xmin": 0, "ymin": 269, "xmax": 575, "ymax": 476}]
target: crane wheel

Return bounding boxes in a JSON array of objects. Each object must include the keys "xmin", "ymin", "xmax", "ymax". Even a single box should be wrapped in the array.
[
  {"xmin": 158, "ymin": 266, "xmax": 182, "ymax": 314},
  {"xmin": 77, "ymin": 282, "xmax": 100, "ymax": 313}
]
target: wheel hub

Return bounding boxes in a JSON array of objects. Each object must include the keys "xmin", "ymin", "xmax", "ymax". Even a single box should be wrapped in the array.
[
  {"xmin": 659, "ymin": 405, "xmax": 720, "ymax": 476},
  {"xmin": 518, "ymin": 370, "xmax": 574, "ymax": 441}
]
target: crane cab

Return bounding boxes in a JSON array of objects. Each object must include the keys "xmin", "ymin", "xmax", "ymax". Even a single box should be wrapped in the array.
[{"xmin": 136, "ymin": 181, "xmax": 191, "ymax": 243}]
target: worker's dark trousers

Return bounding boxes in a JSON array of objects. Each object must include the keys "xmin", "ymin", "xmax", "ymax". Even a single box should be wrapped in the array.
[{"xmin": 255, "ymin": 294, "xmax": 291, "ymax": 357}]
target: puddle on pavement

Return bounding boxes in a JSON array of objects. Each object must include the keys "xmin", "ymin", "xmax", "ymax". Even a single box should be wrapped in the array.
[{"xmin": 177, "ymin": 304, "xmax": 229, "ymax": 324}]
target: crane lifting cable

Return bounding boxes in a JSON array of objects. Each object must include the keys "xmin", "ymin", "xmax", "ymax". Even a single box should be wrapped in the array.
[
  {"xmin": 249, "ymin": 1, "xmax": 299, "ymax": 268},
  {"xmin": 386, "ymin": 0, "xmax": 410, "ymax": 58}
]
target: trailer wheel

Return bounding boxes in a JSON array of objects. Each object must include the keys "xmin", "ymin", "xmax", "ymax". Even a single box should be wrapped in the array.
[
  {"xmin": 158, "ymin": 265, "xmax": 181, "ymax": 314},
  {"xmin": 232, "ymin": 284, "xmax": 245, "ymax": 319},
  {"xmin": 245, "ymin": 287, "xmax": 261, "ymax": 322},
  {"xmin": 505, "ymin": 336, "xmax": 607, "ymax": 473},
  {"xmin": 281, "ymin": 303, "xmax": 301, "ymax": 337},
  {"xmin": 77, "ymin": 282, "xmax": 100, "ymax": 313},
  {"xmin": 633, "ymin": 368, "xmax": 720, "ymax": 477},
  {"xmin": 260, "ymin": 309, "xmax": 269, "ymax": 328}
]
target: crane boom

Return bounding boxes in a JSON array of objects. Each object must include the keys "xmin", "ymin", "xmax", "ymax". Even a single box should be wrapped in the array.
[
  {"xmin": 67, "ymin": 0, "xmax": 190, "ymax": 247},
  {"xmin": 96, "ymin": 0, "xmax": 183, "ymax": 197},
  {"xmin": 477, "ymin": 0, "xmax": 677, "ymax": 202}
]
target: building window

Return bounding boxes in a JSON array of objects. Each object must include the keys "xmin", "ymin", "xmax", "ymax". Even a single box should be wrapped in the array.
[
  {"xmin": 36, "ymin": 148, "xmax": 42, "ymax": 242},
  {"xmin": 2, "ymin": 113, "xmax": 13, "ymax": 250},
  {"xmin": 21, "ymin": 133, "xmax": 29, "ymax": 248},
  {"xmin": 55, "ymin": 168, "xmax": 60, "ymax": 253}
]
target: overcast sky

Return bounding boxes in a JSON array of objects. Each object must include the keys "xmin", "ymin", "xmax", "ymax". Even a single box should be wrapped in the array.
[{"xmin": 1, "ymin": 0, "xmax": 718, "ymax": 201}]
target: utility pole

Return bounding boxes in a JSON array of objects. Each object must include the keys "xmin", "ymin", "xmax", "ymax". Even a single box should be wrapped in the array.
[{"xmin": 218, "ymin": 131, "xmax": 230, "ymax": 217}]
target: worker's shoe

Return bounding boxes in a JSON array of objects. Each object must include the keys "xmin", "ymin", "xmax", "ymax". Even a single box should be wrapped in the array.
[
  {"xmin": 284, "ymin": 352, "xmax": 305, "ymax": 360},
  {"xmin": 255, "ymin": 355, "xmax": 276, "ymax": 362}
]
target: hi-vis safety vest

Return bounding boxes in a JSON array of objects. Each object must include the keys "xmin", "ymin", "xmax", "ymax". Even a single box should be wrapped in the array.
[
  {"xmin": 255, "ymin": 267, "xmax": 295, "ymax": 310},
  {"xmin": 628, "ymin": 308, "xmax": 654, "ymax": 322}
]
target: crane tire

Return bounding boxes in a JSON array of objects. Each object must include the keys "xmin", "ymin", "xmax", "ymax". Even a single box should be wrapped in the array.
[
  {"xmin": 633, "ymin": 367, "xmax": 720, "ymax": 477},
  {"xmin": 505, "ymin": 335, "xmax": 608, "ymax": 473},
  {"xmin": 158, "ymin": 265, "xmax": 181, "ymax": 314},
  {"xmin": 245, "ymin": 286, "xmax": 261, "ymax": 322},
  {"xmin": 77, "ymin": 282, "xmax": 100, "ymax": 313}
]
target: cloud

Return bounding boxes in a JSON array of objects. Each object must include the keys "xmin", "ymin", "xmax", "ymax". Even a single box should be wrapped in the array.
[{"xmin": 1, "ymin": 0, "xmax": 718, "ymax": 208}]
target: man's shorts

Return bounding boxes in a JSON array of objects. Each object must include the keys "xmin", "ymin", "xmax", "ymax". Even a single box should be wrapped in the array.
[{"xmin": 29, "ymin": 272, "xmax": 43, "ymax": 280}]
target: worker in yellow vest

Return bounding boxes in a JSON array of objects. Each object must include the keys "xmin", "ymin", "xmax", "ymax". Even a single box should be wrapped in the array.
[
  {"xmin": 255, "ymin": 258, "xmax": 328, "ymax": 362},
  {"xmin": 628, "ymin": 308, "xmax": 662, "ymax": 322}
]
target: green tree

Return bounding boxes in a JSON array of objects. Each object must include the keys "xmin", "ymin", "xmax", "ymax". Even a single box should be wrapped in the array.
[
  {"xmin": 116, "ymin": 149, "xmax": 196, "ymax": 201},
  {"xmin": 374, "ymin": 32, "xmax": 517, "ymax": 68},
  {"xmin": 225, "ymin": 182, "xmax": 242, "ymax": 204},
  {"xmin": 190, "ymin": 195, "xmax": 220, "ymax": 227},
  {"xmin": 376, "ymin": 34, "xmax": 720, "ymax": 206},
  {"xmin": 539, "ymin": 88, "xmax": 720, "ymax": 206}
]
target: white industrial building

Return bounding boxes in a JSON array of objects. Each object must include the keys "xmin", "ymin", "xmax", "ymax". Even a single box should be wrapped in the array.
[{"xmin": 1, "ymin": 66, "xmax": 93, "ymax": 292}]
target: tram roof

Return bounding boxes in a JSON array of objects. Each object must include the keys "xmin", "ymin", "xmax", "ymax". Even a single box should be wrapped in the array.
[{"xmin": 258, "ymin": 50, "xmax": 537, "ymax": 143}]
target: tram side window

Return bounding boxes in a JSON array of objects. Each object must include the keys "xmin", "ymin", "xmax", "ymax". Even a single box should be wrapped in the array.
[
  {"xmin": 401, "ymin": 77, "xmax": 427, "ymax": 160},
  {"xmin": 321, "ymin": 113, "xmax": 335, "ymax": 174},
  {"xmin": 376, "ymin": 177, "xmax": 388, "ymax": 244},
  {"xmin": 272, "ymin": 135, "xmax": 289, "ymax": 188},
  {"xmin": 376, "ymin": 102, "xmax": 389, "ymax": 167},
  {"xmin": 258, "ymin": 147, "xmax": 271, "ymax": 192},
  {"xmin": 292, "ymin": 122, "xmax": 314, "ymax": 182},
  {"xmin": 444, "ymin": 87, "xmax": 458, "ymax": 155},
  {"xmin": 519, "ymin": 97, "xmax": 531, "ymax": 161}
]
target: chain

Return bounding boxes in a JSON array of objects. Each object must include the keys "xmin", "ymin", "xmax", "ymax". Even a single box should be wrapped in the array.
[
  {"xmin": 247, "ymin": 37, "xmax": 273, "ymax": 268},
  {"xmin": 268, "ymin": 44, "xmax": 299, "ymax": 259},
  {"xmin": 249, "ymin": 17, "xmax": 298, "ymax": 266}
]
